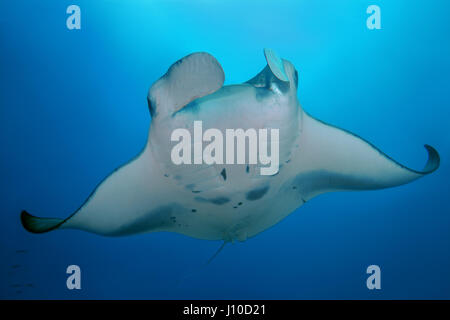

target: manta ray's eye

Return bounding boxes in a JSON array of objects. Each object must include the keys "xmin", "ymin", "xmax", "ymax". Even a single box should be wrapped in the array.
[{"xmin": 294, "ymin": 70, "xmax": 298, "ymax": 88}]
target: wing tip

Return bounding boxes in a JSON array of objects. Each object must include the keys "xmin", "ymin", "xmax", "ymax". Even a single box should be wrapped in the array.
[
  {"xmin": 20, "ymin": 210, "xmax": 64, "ymax": 234},
  {"xmin": 423, "ymin": 144, "xmax": 440, "ymax": 174}
]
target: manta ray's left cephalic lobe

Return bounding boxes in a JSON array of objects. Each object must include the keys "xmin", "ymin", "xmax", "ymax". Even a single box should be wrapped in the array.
[{"xmin": 21, "ymin": 49, "xmax": 440, "ymax": 242}]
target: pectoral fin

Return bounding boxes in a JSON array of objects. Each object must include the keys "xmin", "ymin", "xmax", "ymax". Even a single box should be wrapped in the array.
[
  {"xmin": 20, "ymin": 210, "xmax": 64, "ymax": 234},
  {"xmin": 296, "ymin": 113, "xmax": 440, "ymax": 200}
]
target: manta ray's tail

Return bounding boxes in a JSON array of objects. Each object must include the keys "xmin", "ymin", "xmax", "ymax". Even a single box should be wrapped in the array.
[{"xmin": 20, "ymin": 210, "xmax": 65, "ymax": 234}]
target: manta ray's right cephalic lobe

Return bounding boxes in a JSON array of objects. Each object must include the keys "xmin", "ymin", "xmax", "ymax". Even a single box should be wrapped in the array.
[{"xmin": 21, "ymin": 48, "xmax": 440, "ymax": 242}]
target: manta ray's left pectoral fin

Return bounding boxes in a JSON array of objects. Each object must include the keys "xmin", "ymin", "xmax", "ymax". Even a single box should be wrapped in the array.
[
  {"xmin": 20, "ymin": 210, "xmax": 65, "ymax": 234},
  {"xmin": 296, "ymin": 113, "xmax": 440, "ymax": 201}
]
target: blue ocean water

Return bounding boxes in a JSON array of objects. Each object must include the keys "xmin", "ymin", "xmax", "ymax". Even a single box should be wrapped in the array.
[{"xmin": 0, "ymin": 0, "xmax": 449, "ymax": 299}]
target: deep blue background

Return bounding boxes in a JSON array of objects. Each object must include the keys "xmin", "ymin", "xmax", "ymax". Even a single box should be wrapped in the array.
[{"xmin": 1, "ymin": 0, "xmax": 449, "ymax": 299}]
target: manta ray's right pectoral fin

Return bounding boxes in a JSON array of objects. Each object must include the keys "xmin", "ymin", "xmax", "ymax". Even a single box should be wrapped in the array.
[
  {"xmin": 296, "ymin": 113, "xmax": 440, "ymax": 201},
  {"xmin": 147, "ymin": 52, "xmax": 225, "ymax": 118}
]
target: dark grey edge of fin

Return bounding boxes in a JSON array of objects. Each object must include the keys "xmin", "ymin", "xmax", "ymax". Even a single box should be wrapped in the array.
[
  {"xmin": 20, "ymin": 210, "xmax": 65, "ymax": 234},
  {"xmin": 422, "ymin": 144, "xmax": 440, "ymax": 174}
]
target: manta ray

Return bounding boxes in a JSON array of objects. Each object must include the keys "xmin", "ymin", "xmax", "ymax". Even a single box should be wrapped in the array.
[{"xmin": 21, "ymin": 49, "xmax": 440, "ymax": 246}]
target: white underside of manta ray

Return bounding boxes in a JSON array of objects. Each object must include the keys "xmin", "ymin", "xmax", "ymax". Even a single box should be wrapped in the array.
[{"xmin": 21, "ymin": 49, "xmax": 440, "ymax": 244}]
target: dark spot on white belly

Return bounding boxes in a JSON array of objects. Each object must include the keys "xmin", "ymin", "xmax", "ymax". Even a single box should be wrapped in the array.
[
  {"xmin": 220, "ymin": 168, "xmax": 227, "ymax": 181},
  {"xmin": 246, "ymin": 186, "xmax": 269, "ymax": 201},
  {"xmin": 195, "ymin": 196, "xmax": 230, "ymax": 205}
]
